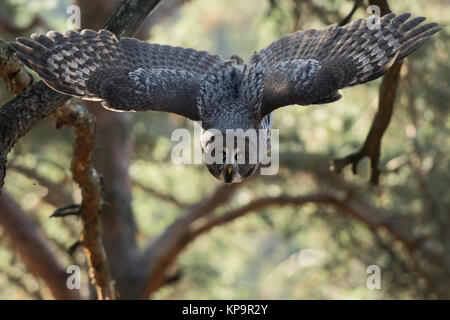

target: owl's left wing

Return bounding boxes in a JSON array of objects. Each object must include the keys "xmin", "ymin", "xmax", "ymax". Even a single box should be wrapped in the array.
[
  {"xmin": 249, "ymin": 13, "xmax": 440, "ymax": 117},
  {"xmin": 11, "ymin": 29, "xmax": 234, "ymax": 121}
]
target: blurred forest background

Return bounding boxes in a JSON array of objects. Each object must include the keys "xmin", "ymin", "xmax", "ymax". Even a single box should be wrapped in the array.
[{"xmin": 0, "ymin": 0, "xmax": 448, "ymax": 299}]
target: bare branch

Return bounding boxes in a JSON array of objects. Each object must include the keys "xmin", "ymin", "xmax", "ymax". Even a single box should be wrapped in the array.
[
  {"xmin": 332, "ymin": 62, "xmax": 402, "ymax": 184},
  {"xmin": 55, "ymin": 103, "xmax": 115, "ymax": 300},
  {"xmin": 103, "ymin": 0, "xmax": 163, "ymax": 38},
  {"xmin": 338, "ymin": 0, "xmax": 363, "ymax": 26}
]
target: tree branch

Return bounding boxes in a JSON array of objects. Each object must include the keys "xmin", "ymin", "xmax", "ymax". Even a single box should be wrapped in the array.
[
  {"xmin": 55, "ymin": 103, "xmax": 114, "ymax": 300},
  {"xmin": 338, "ymin": 0, "xmax": 363, "ymax": 26}
]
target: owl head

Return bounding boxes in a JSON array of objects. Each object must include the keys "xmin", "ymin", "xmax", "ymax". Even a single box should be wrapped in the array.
[{"xmin": 200, "ymin": 128, "xmax": 269, "ymax": 183}]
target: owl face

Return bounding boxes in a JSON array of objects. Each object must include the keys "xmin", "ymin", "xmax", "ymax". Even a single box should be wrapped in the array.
[{"xmin": 201, "ymin": 129, "xmax": 260, "ymax": 183}]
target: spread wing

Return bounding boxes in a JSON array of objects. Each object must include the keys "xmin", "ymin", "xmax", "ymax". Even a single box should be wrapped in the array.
[
  {"xmin": 249, "ymin": 13, "xmax": 440, "ymax": 117},
  {"xmin": 11, "ymin": 29, "xmax": 233, "ymax": 120}
]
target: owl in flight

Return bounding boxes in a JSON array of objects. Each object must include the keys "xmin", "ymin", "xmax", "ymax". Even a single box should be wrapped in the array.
[{"xmin": 11, "ymin": 13, "xmax": 439, "ymax": 183}]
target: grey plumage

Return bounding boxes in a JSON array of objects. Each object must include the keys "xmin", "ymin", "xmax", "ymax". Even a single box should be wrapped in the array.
[
  {"xmin": 252, "ymin": 13, "xmax": 440, "ymax": 116},
  {"xmin": 10, "ymin": 13, "xmax": 440, "ymax": 183}
]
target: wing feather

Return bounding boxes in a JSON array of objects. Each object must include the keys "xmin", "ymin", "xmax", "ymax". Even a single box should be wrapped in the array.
[
  {"xmin": 11, "ymin": 29, "xmax": 234, "ymax": 120},
  {"xmin": 249, "ymin": 13, "xmax": 440, "ymax": 116}
]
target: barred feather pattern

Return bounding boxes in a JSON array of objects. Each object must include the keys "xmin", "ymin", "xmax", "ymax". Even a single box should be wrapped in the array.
[
  {"xmin": 11, "ymin": 29, "xmax": 234, "ymax": 120},
  {"xmin": 250, "ymin": 13, "xmax": 440, "ymax": 116},
  {"xmin": 10, "ymin": 13, "xmax": 439, "ymax": 125}
]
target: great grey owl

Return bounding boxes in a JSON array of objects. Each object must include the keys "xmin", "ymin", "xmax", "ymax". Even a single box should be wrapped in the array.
[{"xmin": 11, "ymin": 13, "xmax": 439, "ymax": 183}]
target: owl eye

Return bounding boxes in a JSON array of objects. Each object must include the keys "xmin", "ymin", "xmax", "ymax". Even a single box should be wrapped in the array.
[
  {"xmin": 236, "ymin": 153, "xmax": 243, "ymax": 160},
  {"xmin": 221, "ymin": 151, "xmax": 226, "ymax": 159}
]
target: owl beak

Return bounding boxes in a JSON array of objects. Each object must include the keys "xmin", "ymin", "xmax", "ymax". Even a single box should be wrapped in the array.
[{"xmin": 224, "ymin": 166, "xmax": 233, "ymax": 183}]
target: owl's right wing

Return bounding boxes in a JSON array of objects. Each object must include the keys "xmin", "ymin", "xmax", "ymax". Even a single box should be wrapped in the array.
[
  {"xmin": 249, "ymin": 13, "xmax": 440, "ymax": 117},
  {"xmin": 11, "ymin": 29, "xmax": 233, "ymax": 121}
]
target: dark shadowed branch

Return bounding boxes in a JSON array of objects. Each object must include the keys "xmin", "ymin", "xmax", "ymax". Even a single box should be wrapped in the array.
[
  {"xmin": 103, "ymin": 0, "xmax": 163, "ymax": 38},
  {"xmin": 331, "ymin": 61, "xmax": 402, "ymax": 184},
  {"xmin": 339, "ymin": 0, "xmax": 363, "ymax": 26}
]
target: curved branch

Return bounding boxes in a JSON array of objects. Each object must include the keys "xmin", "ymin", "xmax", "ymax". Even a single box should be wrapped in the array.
[
  {"xmin": 142, "ymin": 187, "xmax": 443, "ymax": 297},
  {"xmin": 55, "ymin": 103, "xmax": 114, "ymax": 300},
  {"xmin": 338, "ymin": 0, "xmax": 363, "ymax": 26}
]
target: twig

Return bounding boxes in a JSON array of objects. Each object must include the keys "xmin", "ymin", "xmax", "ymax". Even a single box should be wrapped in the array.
[
  {"xmin": 338, "ymin": 0, "xmax": 363, "ymax": 26},
  {"xmin": 140, "ymin": 188, "xmax": 442, "ymax": 297}
]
